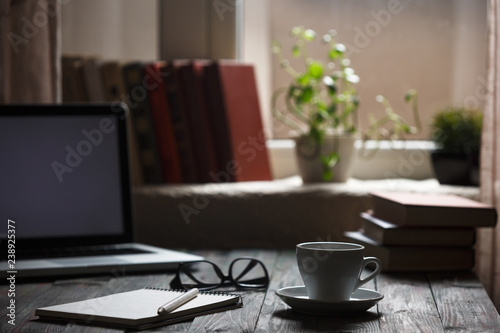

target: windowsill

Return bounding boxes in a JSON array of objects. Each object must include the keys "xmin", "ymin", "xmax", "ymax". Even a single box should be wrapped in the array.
[
  {"xmin": 267, "ymin": 139, "xmax": 437, "ymax": 180},
  {"xmin": 133, "ymin": 177, "xmax": 479, "ymax": 250}
]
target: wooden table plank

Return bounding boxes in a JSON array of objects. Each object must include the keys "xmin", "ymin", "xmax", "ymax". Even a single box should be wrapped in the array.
[
  {"xmin": 255, "ymin": 250, "xmax": 318, "ymax": 332},
  {"xmin": 186, "ymin": 249, "xmax": 279, "ymax": 332},
  {"xmin": 315, "ymin": 269, "xmax": 380, "ymax": 332},
  {"xmin": 429, "ymin": 271, "xmax": 500, "ymax": 333},
  {"xmin": 376, "ymin": 272, "xmax": 444, "ymax": 332}
]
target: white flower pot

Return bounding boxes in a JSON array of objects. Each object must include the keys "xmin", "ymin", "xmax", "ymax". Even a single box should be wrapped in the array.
[{"xmin": 295, "ymin": 134, "xmax": 356, "ymax": 183}]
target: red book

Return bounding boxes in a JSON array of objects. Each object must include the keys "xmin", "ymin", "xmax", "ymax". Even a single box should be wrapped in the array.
[
  {"xmin": 202, "ymin": 61, "xmax": 272, "ymax": 182},
  {"xmin": 164, "ymin": 62, "xmax": 197, "ymax": 183},
  {"xmin": 174, "ymin": 60, "xmax": 218, "ymax": 183},
  {"xmin": 370, "ymin": 191, "xmax": 497, "ymax": 227},
  {"xmin": 145, "ymin": 62, "xmax": 183, "ymax": 183}
]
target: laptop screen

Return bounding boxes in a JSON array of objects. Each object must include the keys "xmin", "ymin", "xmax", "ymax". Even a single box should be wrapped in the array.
[{"xmin": 0, "ymin": 104, "xmax": 133, "ymax": 248}]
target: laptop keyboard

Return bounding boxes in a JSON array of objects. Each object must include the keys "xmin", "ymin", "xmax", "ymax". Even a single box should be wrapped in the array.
[{"xmin": 5, "ymin": 246, "xmax": 151, "ymax": 260}]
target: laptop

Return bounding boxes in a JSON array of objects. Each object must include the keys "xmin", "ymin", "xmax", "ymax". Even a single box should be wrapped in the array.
[{"xmin": 0, "ymin": 104, "xmax": 202, "ymax": 279}]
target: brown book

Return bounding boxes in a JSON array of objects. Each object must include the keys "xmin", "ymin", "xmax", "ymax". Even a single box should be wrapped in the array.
[
  {"xmin": 360, "ymin": 212, "xmax": 476, "ymax": 247},
  {"xmin": 81, "ymin": 57, "xmax": 105, "ymax": 102},
  {"xmin": 100, "ymin": 61, "xmax": 127, "ymax": 102},
  {"xmin": 202, "ymin": 61, "xmax": 272, "ymax": 182},
  {"xmin": 370, "ymin": 191, "xmax": 497, "ymax": 227},
  {"xmin": 174, "ymin": 60, "xmax": 218, "ymax": 183},
  {"xmin": 145, "ymin": 62, "xmax": 183, "ymax": 184},
  {"xmin": 62, "ymin": 56, "xmax": 87, "ymax": 102},
  {"xmin": 344, "ymin": 231, "xmax": 475, "ymax": 272},
  {"xmin": 122, "ymin": 62, "xmax": 164, "ymax": 184}
]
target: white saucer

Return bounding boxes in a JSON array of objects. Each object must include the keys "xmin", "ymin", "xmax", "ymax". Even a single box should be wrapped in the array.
[{"xmin": 275, "ymin": 286, "xmax": 383, "ymax": 315}]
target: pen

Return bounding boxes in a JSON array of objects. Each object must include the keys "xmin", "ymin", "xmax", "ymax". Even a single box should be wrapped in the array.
[{"xmin": 157, "ymin": 288, "xmax": 199, "ymax": 315}]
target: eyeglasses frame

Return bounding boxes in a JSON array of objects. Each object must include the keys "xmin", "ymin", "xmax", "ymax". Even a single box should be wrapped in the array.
[{"xmin": 170, "ymin": 257, "xmax": 270, "ymax": 291}]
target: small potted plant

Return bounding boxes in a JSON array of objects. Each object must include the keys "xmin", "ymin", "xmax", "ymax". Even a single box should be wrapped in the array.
[
  {"xmin": 430, "ymin": 107, "xmax": 482, "ymax": 186},
  {"xmin": 272, "ymin": 26, "xmax": 359, "ymax": 182},
  {"xmin": 272, "ymin": 26, "xmax": 420, "ymax": 182}
]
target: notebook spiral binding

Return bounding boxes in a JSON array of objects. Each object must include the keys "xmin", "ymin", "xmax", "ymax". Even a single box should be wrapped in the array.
[
  {"xmin": 144, "ymin": 287, "xmax": 238, "ymax": 297},
  {"xmin": 145, "ymin": 287, "xmax": 184, "ymax": 292}
]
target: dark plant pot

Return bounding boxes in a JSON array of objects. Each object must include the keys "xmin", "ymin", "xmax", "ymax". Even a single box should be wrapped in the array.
[{"xmin": 431, "ymin": 152, "xmax": 479, "ymax": 186}]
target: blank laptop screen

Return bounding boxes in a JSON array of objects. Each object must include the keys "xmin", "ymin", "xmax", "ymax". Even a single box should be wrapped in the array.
[{"xmin": 0, "ymin": 105, "xmax": 132, "ymax": 247}]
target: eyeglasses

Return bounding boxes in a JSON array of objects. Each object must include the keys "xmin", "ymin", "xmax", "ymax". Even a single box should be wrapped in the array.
[{"xmin": 169, "ymin": 258, "xmax": 270, "ymax": 291}]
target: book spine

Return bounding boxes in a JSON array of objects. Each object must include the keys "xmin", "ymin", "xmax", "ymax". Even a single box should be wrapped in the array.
[
  {"xmin": 344, "ymin": 231, "xmax": 475, "ymax": 272},
  {"xmin": 360, "ymin": 216, "xmax": 386, "ymax": 244},
  {"xmin": 145, "ymin": 62, "xmax": 183, "ymax": 183},
  {"xmin": 370, "ymin": 192, "xmax": 498, "ymax": 227},
  {"xmin": 202, "ymin": 63, "xmax": 235, "ymax": 182},
  {"xmin": 100, "ymin": 61, "xmax": 127, "ymax": 102},
  {"xmin": 164, "ymin": 63, "xmax": 198, "ymax": 183},
  {"xmin": 62, "ymin": 56, "xmax": 88, "ymax": 102},
  {"xmin": 360, "ymin": 212, "xmax": 476, "ymax": 246},
  {"xmin": 176, "ymin": 62, "xmax": 218, "ymax": 183},
  {"xmin": 208, "ymin": 63, "xmax": 272, "ymax": 182},
  {"xmin": 122, "ymin": 63, "xmax": 164, "ymax": 184},
  {"xmin": 371, "ymin": 195, "xmax": 407, "ymax": 225},
  {"xmin": 81, "ymin": 58, "xmax": 105, "ymax": 102}
]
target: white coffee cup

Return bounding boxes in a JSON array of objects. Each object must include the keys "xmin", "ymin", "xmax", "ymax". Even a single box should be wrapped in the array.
[{"xmin": 296, "ymin": 242, "xmax": 382, "ymax": 302}]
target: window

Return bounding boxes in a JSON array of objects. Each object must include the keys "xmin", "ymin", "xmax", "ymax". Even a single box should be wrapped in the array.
[{"xmin": 267, "ymin": 0, "xmax": 487, "ymax": 140}]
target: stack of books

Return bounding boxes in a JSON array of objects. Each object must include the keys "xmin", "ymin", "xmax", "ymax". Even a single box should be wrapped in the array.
[
  {"xmin": 344, "ymin": 191, "xmax": 498, "ymax": 272},
  {"xmin": 61, "ymin": 56, "xmax": 273, "ymax": 185}
]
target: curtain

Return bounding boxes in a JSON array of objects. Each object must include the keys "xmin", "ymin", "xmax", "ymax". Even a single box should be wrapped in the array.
[
  {"xmin": 478, "ymin": 0, "xmax": 500, "ymax": 311},
  {"xmin": 0, "ymin": 0, "xmax": 60, "ymax": 103}
]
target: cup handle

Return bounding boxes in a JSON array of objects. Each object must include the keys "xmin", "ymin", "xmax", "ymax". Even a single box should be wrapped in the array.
[{"xmin": 354, "ymin": 257, "xmax": 382, "ymax": 291}]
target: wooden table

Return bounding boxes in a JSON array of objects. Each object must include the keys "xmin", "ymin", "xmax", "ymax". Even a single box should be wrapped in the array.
[{"xmin": 2, "ymin": 249, "xmax": 500, "ymax": 332}]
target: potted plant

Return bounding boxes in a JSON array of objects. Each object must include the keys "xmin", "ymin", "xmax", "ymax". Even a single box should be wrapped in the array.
[
  {"xmin": 272, "ymin": 26, "xmax": 420, "ymax": 182},
  {"xmin": 430, "ymin": 107, "xmax": 482, "ymax": 186}
]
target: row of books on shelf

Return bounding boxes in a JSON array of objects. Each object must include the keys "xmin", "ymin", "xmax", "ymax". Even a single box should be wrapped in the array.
[
  {"xmin": 344, "ymin": 191, "xmax": 498, "ymax": 272},
  {"xmin": 62, "ymin": 55, "xmax": 273, "ymax": 185}
]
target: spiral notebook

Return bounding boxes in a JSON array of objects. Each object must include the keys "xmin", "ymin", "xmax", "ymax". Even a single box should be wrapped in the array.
[{"xmin": 35, "ymin": 288, "xmax": 242, "ymax": 330}]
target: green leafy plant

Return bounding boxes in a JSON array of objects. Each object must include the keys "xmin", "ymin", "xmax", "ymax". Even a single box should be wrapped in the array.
[
  {"xmin": 272, "ymin": 26, "xmax": 421, "ymax": 179},
  {"xmin": 272, "ymin": 27, "xmax": 359, "ymax": 142},
  {"xmin": 357, "ymin": 90, "xmax": 421, "ymax": 160},
  {"xmin": 364, "ymin": 89, "xmax": 420, "ymax": 141},
  {"xmin": 430, "ymin": 107, "xmax": 482, "ymax": 155}
]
